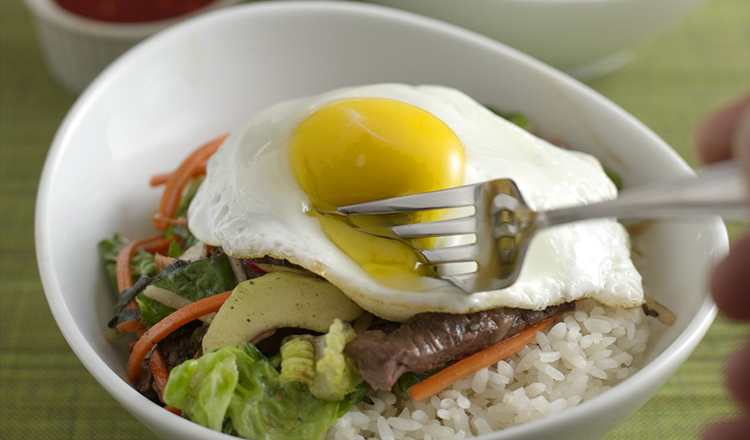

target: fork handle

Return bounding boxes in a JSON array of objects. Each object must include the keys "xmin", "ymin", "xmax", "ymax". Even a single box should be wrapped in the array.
[{"xmin": 537, "ymin": 160, "xmax": 749, "ymax": 228}]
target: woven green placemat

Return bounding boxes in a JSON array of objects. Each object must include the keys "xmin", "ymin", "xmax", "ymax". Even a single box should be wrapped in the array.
[{"xmin": 1, "ymin": 0, "xmax": 748, "ymax": 439}]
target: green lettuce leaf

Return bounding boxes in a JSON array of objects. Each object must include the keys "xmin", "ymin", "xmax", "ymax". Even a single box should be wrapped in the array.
[
  {"xmin": 163, "ymin": 346, "xmax": 242, "ymax": 431},
  {"xmin": 135, "ymin": 253, "xmax": 236, "ymax": 326},
  {"xmin": 148, "ymin": 253, "xmax": 236, "ymax": 303},
  {"xmin": 164, "ymin": 344, "xmax": 348, "ymax": 440},
  {"xmin": 229, "ymin": 345, "xmax": 342, "ymax": 440},
  {"xmin": 135, "ymin": 294, "xmax": 175, "ymax": 325},
  {"xmin": 167, "ymin": 241, "xmax": 183, "ymax": 258}
]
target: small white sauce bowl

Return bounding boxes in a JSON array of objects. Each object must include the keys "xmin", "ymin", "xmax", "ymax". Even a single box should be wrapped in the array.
[{"xmin": 22, "ymin": 0, "xmax": 243, "ymax": 93}]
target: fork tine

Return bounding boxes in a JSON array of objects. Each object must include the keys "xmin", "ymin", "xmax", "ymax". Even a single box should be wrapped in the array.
[
  {"xmin": 392, "ymin": 216, "xmax": 477, "ymax": 239},
  {"xmin": 337, "ymin": 184, "xmax": 478, "ymax": 215},
  {"xmin": 420, "ymin": 244, "xmax": 476, "ymax": 264},
  {"xmin": 443, "ymin": 273, "xmax": 478, "ymax": 293}
]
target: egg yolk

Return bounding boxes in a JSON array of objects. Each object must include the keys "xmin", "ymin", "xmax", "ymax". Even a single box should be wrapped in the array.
[{"xmin": 289, "ymin": 99, "xmax": 465, "ymax": 288}]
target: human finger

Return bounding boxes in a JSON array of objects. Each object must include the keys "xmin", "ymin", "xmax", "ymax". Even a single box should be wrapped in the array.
[
  {"xmin": 703, "ymin": 413, "xmax": 750, "ymax": 440},
  {"xmin": 711, "ymin": 235, "xmax": 750, "ymax": 320},
  {"xmin": 695, "ymin": 93, "xmax": 750, "ymax": 165}
]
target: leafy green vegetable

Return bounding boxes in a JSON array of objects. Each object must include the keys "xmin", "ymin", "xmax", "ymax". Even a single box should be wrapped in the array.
[
  {"xmin": 392, "ymin": 371, "xmax": 437, "ymax": 399},
  {"xmin": 485, "ymin": 106, "xmax": 533, "ymax": 133},
  {"xmin": 230, "ymin": 345, "xmax": 345, "ymax": 440},
  {"xmin": 341, "ymin": 381, "xmax": 370, "ymax": 416},
  {"xmin": 243, "ymin": 342, "xmax": 265, "ymax": 362},
  {"xmin": 132, "ymin": 251, "xmax": 157, "ymax": 281},
  {"xmin": 135, "ymin": 294, "xmax": 175, "ymax": 326},
  {"xmin": 311, "ymin": 319, "xmax": 361, "ymax": 402},
  {"xmin": 164, "ymin": 346, "xmax": 241, "ymax": 431},
  {"xmin": 110, "ymin": 262, "xmax": 186, "ymax": 330},
  {"xmin": 98, "ymin": 234, "xmax": 157, "ymax": 296},
  {"xmin": 167, "ymin": 241, "xmax": 183, "ymax": 259},
  {"xmin": 603, "ymin": 166, "xmax": 624, "ymax": 191},
  {"xmin": 165, "ymin": 344, "xmax": 348, "ymax": 440},
  {"xmin": 135, "ymin": 253, "xmax": 235, "ymax": 326},
  {"xmin": 278, "ymin": 335, "xmax": 315, "ymax": 385},
  {"xmin": 149, "ymin": 253, "xmax": 236, "ymax": 303},
  {"xmin": 165, "ymin": 224, "xmax": 197, "ymax": 250}
]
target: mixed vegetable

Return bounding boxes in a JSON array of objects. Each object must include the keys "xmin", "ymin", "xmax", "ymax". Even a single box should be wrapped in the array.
[
  {"xmin": 100, "ymin": 135, "xmax": 374, "ymax": 437},
  {"xmin": 102, "ymin": 111, "xmax": 622, "ymax": 439}
]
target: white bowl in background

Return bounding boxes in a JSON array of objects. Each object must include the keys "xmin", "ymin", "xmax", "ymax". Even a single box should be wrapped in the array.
[
  {"xmin": 35, "ymin": 2, "xmax": 725, "ymax": 440},
  {"xmin": 22, "ymin": 0, "xmax": 244, "ymax": 94},
  {"xmin": 359, "ymin": 0, "xmax": 709, "ymax": 80}
]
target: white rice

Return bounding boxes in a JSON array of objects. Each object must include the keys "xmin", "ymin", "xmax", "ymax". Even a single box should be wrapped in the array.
[{"xmin": 327, "ymin": 299, "xmax": 649, "ymax": 440}]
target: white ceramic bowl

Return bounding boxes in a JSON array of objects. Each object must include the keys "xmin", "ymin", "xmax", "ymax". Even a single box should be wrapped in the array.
[
  {"xmin": 23, "ymin": 0, "xmax": 243, "ymax": 94},
  {"xmin": 359, "ymin": 0, "xmax": 708, "ymax": 80},
  {"xmin": 35, "ymin": 2, "xmax": 726, "ymax": 440}
]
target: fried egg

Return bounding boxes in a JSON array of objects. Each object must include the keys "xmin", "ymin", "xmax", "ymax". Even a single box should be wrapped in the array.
[{"xmin": 188, "ymin": 84, "xmax": 643, "ymax": 322}]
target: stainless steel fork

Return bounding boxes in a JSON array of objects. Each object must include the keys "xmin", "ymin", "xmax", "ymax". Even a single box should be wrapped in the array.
[{"xmin": 338, "ymin": 160, "xmax": 749, "ymax": 294}]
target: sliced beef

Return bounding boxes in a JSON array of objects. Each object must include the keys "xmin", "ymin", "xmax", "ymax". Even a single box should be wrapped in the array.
[
  {"xmin": 345, "ymin": 302, "xmax": 575, "ymax": 390},
  {"xmin": 132, "ymin": 322, "xmax": 201, "ymax": 402},
  {"xmin": 160, "ymin": 332, "xmax": 196, "ymax": 370},
  {"xmin": 135, "ymin": 362, "xmax": 160, "ymax": 403}
]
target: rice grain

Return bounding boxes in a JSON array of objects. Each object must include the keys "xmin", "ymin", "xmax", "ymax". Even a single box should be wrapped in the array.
[{"xmin": 326, "ymin": 300, "xmax": 650, "ymax": 440}]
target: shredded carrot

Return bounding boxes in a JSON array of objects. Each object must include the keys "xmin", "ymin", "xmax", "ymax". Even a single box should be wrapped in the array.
[
  {"xmin": 143, "ymin": 237, "xmax": 174, "ymax": 255},
  {"xmin": 164, "ymin": 405, "xmax": 182, "ymax": 416},
  {"xmin": 116, "ymin": 234, "xmax": 165, "ymax": 292},
  {"xmin": 133, "ymin": 326, "xmax": 170, "ymax": 400},
  {"xmin": 116, "ymin": 319, "xmax": 142, "ymax": 333},
  {"xmin": 151, "ymin": 135, "xmax": 226, "ymax": 230},
  {"xmin": 154, "ymin": 253, "xmax": 176, "ymax": 272},
  {"xmin": 127, "ymin": 291, "xmax": 232, "ymax": 383},
  {"xmin": 150, "ymin": 351, "xmax": 170, "ymax": 398},
  {"xmin": 117, "ymin": 303, "xmax": 142, "ymax": 334},
  {"xmin": 409, "ymin": 316, "xmax": 557, "ymax": 401},
  {"xmin": 150, "ymin": 173, "xmax": 170, "ymax": 188},
  {"xmin": 148, "ymin": 215, "xmax": 188, "ymax": 227},
  {"xmin": 150, "ymin": 159, "xmax": 208, "ymax": 187}
]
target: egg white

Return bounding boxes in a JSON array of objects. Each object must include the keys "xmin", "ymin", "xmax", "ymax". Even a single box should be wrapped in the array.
[{"xmin": 188, "ymin": 84, "xmax": 644, "ymax": 322}]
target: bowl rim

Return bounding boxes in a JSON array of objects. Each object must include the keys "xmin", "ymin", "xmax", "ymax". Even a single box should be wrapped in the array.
[
  {"xmin": 35, "ymin": 1, "xmax": 725, "ymax": 439},
  {"xmin": 22, "ymin": 0, "xmax": 244, "ymax": 38}
]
